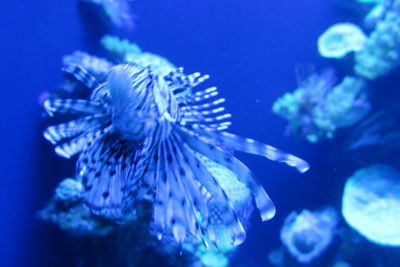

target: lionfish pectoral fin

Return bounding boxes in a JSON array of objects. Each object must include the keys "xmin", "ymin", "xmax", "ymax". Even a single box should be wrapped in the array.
[
  {"xmin": 172, "ymin": 132, "xmax": 247, "ymax": 246},
  {"xmin": 76, "ymin": 134, "xmax": 135, "ymax": 221},
  {"xmin": 176, "ymin": 126, "xmax": 276, "ymax": 221},
  {"xmin": 149, "ymin": 137, "xmax": 206, "ymax": 244},
  {"xmin": 147, "ymin": 131, "xmax": 246, "ymax": 246},
  {"xmin": 201, "ymin": 130, "xmax": 310, "ymax": 173}
]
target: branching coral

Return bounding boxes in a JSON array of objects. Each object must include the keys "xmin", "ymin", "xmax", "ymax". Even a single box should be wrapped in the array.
[
  {"xmin": 101, "ymin": 35, "xmax": 142, "ymax": 59},
  {"xmin": 273, "ymin": 71, "xmax": 370, "ymax": 143},
  {"xmin": 280, "ymin": 207, "xmax": 338, "ymax": 264},
  {"xmin": 101, "ymin": 35, "xmax": 176, "ymax": 76},
  {"xmin": 355, "ymin": 0, "xmax": 400, "ymax": 79},
  {"xmin": 313, "ymin": 76, "xmax": 370, "ymax": 133}
]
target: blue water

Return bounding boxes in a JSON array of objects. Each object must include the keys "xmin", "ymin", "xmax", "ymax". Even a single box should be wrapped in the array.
[{"xmin": 2, "ymin": 1, "xmax": 398, "ymax": 266}]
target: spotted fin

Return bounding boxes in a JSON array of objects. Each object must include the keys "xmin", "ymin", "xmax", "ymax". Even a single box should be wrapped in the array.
[
  {"xmin": 176, "ymin": 126, "xmax": 277, "ymax": 221},
  {"xmin": 147, "ymin": 130, "xmax": 246, "ymax": 246},
  {"xmin": 174, "ymin": 133, "xmax": 247, "ymax": 246},
  {"xmin": 77, "ymin": 134, "xmax": 138, "ymax": 220},
  {"xmin": 149, "ymin": 136, "xmax": 206, "ymax": 244}
]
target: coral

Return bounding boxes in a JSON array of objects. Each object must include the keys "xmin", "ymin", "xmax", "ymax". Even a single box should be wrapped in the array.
[
  {"xmin": 273, "ymin": 71, "xmax": 370, "ymax": 143},
  {"xmin": 195, "ymin": 245, "xmax": 233, "ymax": 267},
  {"xmin": 101, "ymin": 35, "xmax": 176, "ymax": 76},
  {"xmin": 342, "ymin": 164, "xmax": 400, "ymax": 247},
  {"xmin": 364, "ymin": 3, "xmax": 386, "ymax": 28},
  {"xmin": 318, "ymin": 23, "xmax": 367, "ymax": 58},
  {"xmin": 54, "ymin": 178, "xmax": 84, "ymax": 203},
  {"xmin": 313, "ymin": 76, "xmax": 370, "ymax": 133},
  {"xmin": 40, "ymin": 150, "xmax": 251, "ymax": 266},
  {"xmin": 280, "ymin": 207, "xmax": 338, "ymax": 264},
  {"xmin": 80, "ymin": 0, "xmax": 134, "ymax": 29},
  {"xmin": 101, "ymin": 35, "xmax": 142, "ymax": 60},
  {"xmin": 40, "ymin": 178, "xmax": 234, "ymax": 266},
  {"xmin": 124, "ymin": 52, "xmax": 177, "ymax": 77},
  {"xmin": 356, "ymin": 0, "xmax": 383, "ymax": 3},
  {"xmin": 355, "ymin": 0, "xmax": 400, "ymax": 79},
  {"xmin": 39, "ymin": 178, "xmax": 115, "ymax": 236},
  {"xmin": 272, "ymin": 69, "xmax": 337, "ymax": 143}
]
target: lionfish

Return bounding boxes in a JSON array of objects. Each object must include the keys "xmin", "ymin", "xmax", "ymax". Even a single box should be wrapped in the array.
[{"xmin": 44, "ymin": 63, "xmax": 309, "ymax": 246}]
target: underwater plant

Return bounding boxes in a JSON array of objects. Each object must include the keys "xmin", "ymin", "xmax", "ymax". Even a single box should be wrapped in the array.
[
  {"xmin": 318, "ymin": 23, "xmax": 367, "ymax": 59},
  {"xmin": 280, "ymin": 207, "xmax": 338, "ymax": 264},
  {"xmin": 355, "ymin": 0, "xmax": 400, "ymax": 79},
  {"xmin": 80, "ymin": 0, "xmax": 134, "ymax": 29},
  {"xmin": 342, "ymin": 164, "xmax": 400, "ymax": 247},
  {"xmin": 272, "ymin": 70, "xmax": 370, "ymax": 143},
  {"xmin": 43, "ymin": 63, "xmax": 309, "ymax": 248}
]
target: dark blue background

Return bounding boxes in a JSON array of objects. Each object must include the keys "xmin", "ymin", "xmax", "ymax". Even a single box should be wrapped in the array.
[{"xmin": 1, "ymin": 1, "xmax": 360, "ymax": 266}]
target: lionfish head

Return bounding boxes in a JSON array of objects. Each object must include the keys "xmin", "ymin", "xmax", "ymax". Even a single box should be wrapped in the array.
[{"xmin": 107, "ymin": 64, "xmax": 159, "ymax": 140}]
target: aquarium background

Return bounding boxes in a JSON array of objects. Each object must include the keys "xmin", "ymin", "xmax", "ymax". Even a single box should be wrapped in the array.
[{"xmin": 2, "ymin": 0, "xmax": 400, "ymax": 266}]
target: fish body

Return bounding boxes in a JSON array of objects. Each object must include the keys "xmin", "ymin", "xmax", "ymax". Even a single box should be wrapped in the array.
[{"xmin": 44, "ymin": 63, "xmax": 309, "ymax": 246}]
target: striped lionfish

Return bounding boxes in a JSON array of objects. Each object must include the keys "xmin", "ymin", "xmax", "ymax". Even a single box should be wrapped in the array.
[{"xmin": 44, "ymin": 63, "xmax": 309, "ymax": 246}]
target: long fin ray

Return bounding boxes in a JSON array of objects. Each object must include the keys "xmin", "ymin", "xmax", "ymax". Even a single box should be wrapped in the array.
[
  {"xmin": 55, "ymin": 126, "xmax": 111, "ymax": 158},
  {"xmin": 62, "ymin": 63, "xmax": 101, "ymax": 90},
  {"xmin": 44, "ymin": 114, "xmax": 109, "ymax": 144},
  {"xmin": 173, "ymin": 132, "xmax": 247, "ymax": 246},
  {"xmin": 176, "ymin": 126, "xmax": 276, "ymax": 221},
  {"xmin": 77, "ymin": 134, "xmax": 137, "ymax": 220},
  {"xmin": 198, "ymin": 130, "xmax": 310, "ymax": 173},
  {"xmin": 44, "ymin": 99, "xmax": 105, "ymax": 116}
]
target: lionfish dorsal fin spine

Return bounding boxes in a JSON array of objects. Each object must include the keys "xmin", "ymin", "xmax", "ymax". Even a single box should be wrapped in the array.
[{"xmin": 62, "ymin": 63, "xmax": 100, "ymax": 90}]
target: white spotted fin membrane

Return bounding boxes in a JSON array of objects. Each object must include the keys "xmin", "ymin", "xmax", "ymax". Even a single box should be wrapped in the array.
[{"xmin": 43, "ymin": 63, "xmax": 310, "ymax": 247}]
